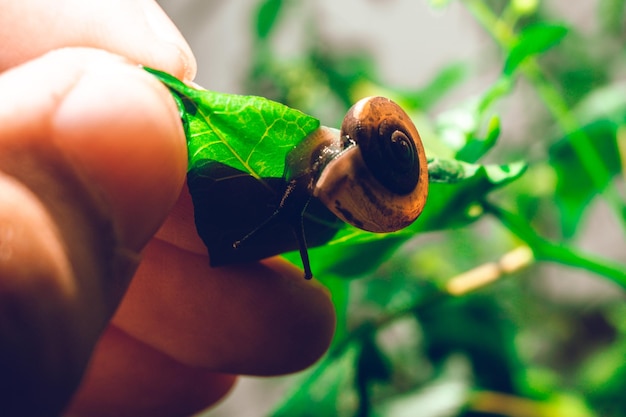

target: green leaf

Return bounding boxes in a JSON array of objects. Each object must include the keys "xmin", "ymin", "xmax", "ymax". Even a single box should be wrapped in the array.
[
  {"xmin": 391, "ymin": 63, "xmax": 469, "ymax": 111},
  {"xmin": 599, "ymin": 0, "xmax": 626, "ymax": 34},
  {"xmin": 549, "ymin": 120, "xmax": 622, "ymax": 238},
  {"xmin": 372, "ymin": 356, "xmax": 471, "ymax": 417},
  {"xmin": 145, "ymin": 67, "xmax": 320, "ymax": 180},
  {"xmin": 435, "ymin": 77, "xmax": 512, "ymax": 158},
  {"xmin": 413, "ymin": 160, "xmax": 528, "ymax": 232},
  {"xmin": 456, "ymin": 115, "xmax": 501, "ymax": 163},
  {"xmin": 426, "ymin": 0, "xmax": 455, "ymax": 8},
  {"xmin": 428, "ymin": 158, "xmax": 527, "ymax": 185},
  {"xmin": 504, "ymin": 23, "xmax": 569, "ymax": 75},
  {"xmin": 255, "ymin": 0, "xmax": 285, "ymax": 40}
]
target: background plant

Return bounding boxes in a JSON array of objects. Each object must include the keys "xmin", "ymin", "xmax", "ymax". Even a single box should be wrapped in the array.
[{"xmin": 174, "ymin": 0, "xmax": 626, "ymax": 416}]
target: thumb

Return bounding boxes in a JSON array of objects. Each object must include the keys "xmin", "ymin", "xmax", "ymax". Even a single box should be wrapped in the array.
[{"xmin": 0, "ymin": 48, "xmax": 186, "ymax": 416}]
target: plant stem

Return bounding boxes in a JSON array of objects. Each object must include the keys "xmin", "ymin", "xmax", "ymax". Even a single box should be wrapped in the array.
[{"xmin": 485, "ymin": 202, "xmax": 626, "ymax": 289}]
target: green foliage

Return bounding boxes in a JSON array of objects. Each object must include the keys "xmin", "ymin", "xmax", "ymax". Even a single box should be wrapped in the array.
[{"xmin": 183, "ymin": 0, "xmax": 626, "ymax": 416}]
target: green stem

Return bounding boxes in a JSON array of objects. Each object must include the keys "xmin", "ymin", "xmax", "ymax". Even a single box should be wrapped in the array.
[
  {"xmin": 521, "ymin": 60, "xmax": 624, "ymax": 220},
  {"xmin": 486, "ymin": 202, "xmax": 626, "ymax": 289},
  {"xmin": 462, "ymin": 0, "xmax": 626, "ymax": 230}
]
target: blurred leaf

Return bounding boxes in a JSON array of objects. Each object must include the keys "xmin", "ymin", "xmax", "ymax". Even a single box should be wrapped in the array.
[
  {"xmin": 270, "ymin": 344, "xmax": 361, "ymax": 417},
  {"xmin": 512, "ymin": 0, "xmax": 539, "ymax": 15},
  {"xmin": 356, "ymin": 336, "xmax": 392, "ymax": 416},
  {"xmin": 436, "ymin": 77, "xmax": 512, "ymax": 157},
  {"xmin": 394, "ymin": 63, "xmax": 469, "ymax": 111},
  {"xmin": 358, "ymin": 335, "xmax": 391, "ymax": 383},
  {"xmin": 428, "ymin": 158, "xmax": 524, "ymax": 184},
  {"xmin": 598, "ymin": 0, "xmax": 626, "ymax": 34},
  {"xmin": 427, "ymin": 0, "xmax": 455, "ymax": 8},
  {"xmin": 573, "ymin": 81, "xmax": 626, "ymax": 124},
  {"xmin": 576, "ymin": 338, "xmax": 626, "ymax": 416},
  {"xmin": 477, "ymin": 77, "xmax": 515, "ymax": 115},
  {"xmin": 455, "ymin": 115, "xmax": 501, "ymax": 162},
  {"xmin": 319, "ymin": 276, "xmax": 351, "ymax": 345},
  {"xmin": 504, "ymin": 23, "xmax": 569, "ymax": 75},
  {"xmin": 372, "ymin": 355, "xmax": 472, "ymax": 417},
  {"xmin": 549, "ymin": 120, "xmax": 622, "ymax": 238},
  {"xmin": 255, "ymin": 0, "xmax": 284, "ymax": 39},
  {"xmin": 419, "ymin": 295, "xmax": 519, "ymax": 392},
  {"xmin": 311, "ymin": 50, "xmax": 377, "ymax": 109}
]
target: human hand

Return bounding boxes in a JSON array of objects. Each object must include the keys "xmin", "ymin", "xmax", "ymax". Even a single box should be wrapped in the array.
[{"xmin": 0, "ymin": 2, "xmax": 335, "ymax": 416}]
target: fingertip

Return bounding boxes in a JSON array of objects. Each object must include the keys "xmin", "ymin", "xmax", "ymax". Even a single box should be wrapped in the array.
[
  {"xmin": 0, "ymin": 0, "xmax": 197, "ymax": 80},
  {"xmin": 66, "ymin": 325, "xmax": 236, "ymax": 417},
  {"xmin": 259, "ymin": 257, "xmax": 337, "ymax": 373},
  {"xmin": 113, "ymin": 240, "xmax": 336, "ymax": 376},
  {"xmin": 47, "ymin": 49, "xmax": 188, "ymax": 250}
]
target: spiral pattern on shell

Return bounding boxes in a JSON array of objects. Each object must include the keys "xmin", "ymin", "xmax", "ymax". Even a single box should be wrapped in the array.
[
  {"xmin": 341, "ymin": 97, "xmax": 421, "ymax": 195},
  {"xmin": 313, "ymin": 96, "xmax": 428, "ymax": 233}
]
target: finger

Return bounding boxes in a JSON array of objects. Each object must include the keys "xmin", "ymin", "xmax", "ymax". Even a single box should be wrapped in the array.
[
  {"xmin": 0, "ymin": 48, "xmax": 186, "ymax": 415},
  {"xmin": 66, "ymin": 326, "xmax": 236, "ymax": 417},
  {"xmin": 0, "ymin": 0, "xmax": 196, "ymax": 80},
  {"xmin": 154, "ymin": 184, "xmax": 207, "ymax": 256},
  {"xmin": 113, "ymin": 237, "xmax": 336, "ymax": 376}
]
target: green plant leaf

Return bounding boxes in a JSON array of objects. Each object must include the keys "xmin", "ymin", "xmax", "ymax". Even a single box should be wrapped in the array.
[
  {"xmin": 145, "ymin": 67, "xmax": 320, "ymax": 180},
  {"xmin": 391, "ymin": 63, "xmax": 469, "ymax": 111},
  {"xmin": 255, "ymin": 0, "xmax": 285, "ymax": 40},
  {"xmin": 599, "ymin": 0, "xmax": 626, "ymax": 34},
  {"xmin": 455, "ymin": 115, "xmax": 501, "ymax": 163},
  {"xmin": 372, "ymin": 356, "xmax": 471, "ymax": 417},
  {"xmin": 504, "ymin": 23, "xmax": 569, "ymax": 75},
  {"xmin": 549, "ymin": 120, "xmax": 622, "ymax": 238}
]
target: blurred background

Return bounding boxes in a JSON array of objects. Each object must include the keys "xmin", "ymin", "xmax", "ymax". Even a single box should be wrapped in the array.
[{"xmin": 157, "ymin": 1, "xmax": 626, "ymax": 416}]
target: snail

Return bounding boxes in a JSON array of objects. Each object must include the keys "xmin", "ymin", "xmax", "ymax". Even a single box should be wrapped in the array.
[{"xmin": 229, "ymin": 96, "xmax": 429, "ymax": 278}]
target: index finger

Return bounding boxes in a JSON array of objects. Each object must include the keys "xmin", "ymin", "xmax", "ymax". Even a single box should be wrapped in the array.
[{"xmin": 0, "ymin": 0, "xmax": 196, "ymax": 80}]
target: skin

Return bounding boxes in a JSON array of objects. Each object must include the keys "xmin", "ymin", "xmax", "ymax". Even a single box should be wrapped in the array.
[{"xmin": 0, "ymin": 1, "xmax": 336, "ymax": 416}]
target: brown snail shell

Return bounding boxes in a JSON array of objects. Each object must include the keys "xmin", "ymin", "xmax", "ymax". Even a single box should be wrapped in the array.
[{"xmin": 312, "ymin": 96, "xmax": 428, "ymax": 232}]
